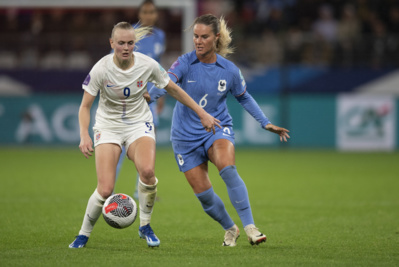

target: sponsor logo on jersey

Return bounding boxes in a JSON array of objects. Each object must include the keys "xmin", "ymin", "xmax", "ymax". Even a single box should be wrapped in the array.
[
  {"xmin": 137, "ymin": 80, "xmax": 143, "ymax": 87},
  {"xmin": 218, "ymin": 80, "xmax": 227, "ymax": 92},
  {"xmin": 177, "ymin": 154, "xmax": 184, "ymax": 166},
  {"xmin": 83, "ymin": 74, "xmax": 91, "ymax": 86}
]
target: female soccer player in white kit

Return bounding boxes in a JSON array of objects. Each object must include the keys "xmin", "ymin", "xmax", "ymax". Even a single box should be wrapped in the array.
[
  {"xmin": 69, "ymin": 22, "xmax": 220, "ymax": 248},
  {"xmin": 149, "ymin": 14, "xmax": 290, "ymax": 247}
]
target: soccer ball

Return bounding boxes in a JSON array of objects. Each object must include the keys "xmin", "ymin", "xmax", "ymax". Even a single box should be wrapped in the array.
[{"xmin": 102, "ymin": 193, "xmax": 137, "ymax": 229}]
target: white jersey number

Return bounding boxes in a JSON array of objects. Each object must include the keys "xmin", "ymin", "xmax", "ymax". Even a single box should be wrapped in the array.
[{"xmin": 199, "ymin": 94, "xmax": 208, "ymax": 108}]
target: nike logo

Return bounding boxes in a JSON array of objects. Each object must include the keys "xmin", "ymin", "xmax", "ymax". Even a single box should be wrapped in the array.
[
  {"xmin": 146, "ymin": 205, "xmax": 153, "ymax": 208},
  {"xmin": 187, "ymin": 80, "xmax": 196, "ymax": 83},
  {"xmin": 235, "ymin": 199, "xmax": 245, "ymax": 204},
  {"xmin": 106, "ymin": 84, "xmax": 115, "ymax": 87}
]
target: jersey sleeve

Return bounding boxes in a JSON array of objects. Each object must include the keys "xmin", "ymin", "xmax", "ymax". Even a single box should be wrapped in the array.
[
  {"xmin": 231, "ymin": 68, "xmax": 247, "ymax": 97},
  {"xmin": 167, "ymin": 55, "xmax": 188, "ymax": 83},
  {"xmin": 82, "ymin": 61, "xmax": 103, "ymax": 96},
  {"xmin": 148, "ymin": 61, "xmax": 170, "ymax": 89},
  {"xmin": 236, "ymin": 91, "xmax": 271, "ymax": 128}
]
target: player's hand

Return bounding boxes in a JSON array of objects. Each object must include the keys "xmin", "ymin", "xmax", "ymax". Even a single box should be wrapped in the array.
[
  {"xmin": 143, "ymin": 92, "xmax": 151, "ymax": 103},
  {"xmin": 265, "ymin": 123, "xmax": 290, "ymax": 142},
  {"xmin": 79, "ymin": 134, "xmax": 94, "ymax": 159},
  {"xmin": 201, "ymin": 112, "xmax": 221, "ymax": 134}
]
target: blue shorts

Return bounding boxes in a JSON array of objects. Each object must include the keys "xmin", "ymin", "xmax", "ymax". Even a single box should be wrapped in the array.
[{"xmin": 172, "ymin": 126, "xmax": 235, "ymax": 172}]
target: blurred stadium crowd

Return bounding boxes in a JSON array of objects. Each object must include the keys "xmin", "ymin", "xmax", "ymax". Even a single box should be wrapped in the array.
[{"xmin": 0, "ymin": 0, "xmax": 398, "ymax": 70}]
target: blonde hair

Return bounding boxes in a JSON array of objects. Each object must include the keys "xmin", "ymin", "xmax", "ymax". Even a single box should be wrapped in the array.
[
  {"xmin": 111, "ymin": 21, "xmax": 151, "ymax": 43},
  {"xmin": 190, "ymin": 14, "xmax": 234, "ymax": 57}
]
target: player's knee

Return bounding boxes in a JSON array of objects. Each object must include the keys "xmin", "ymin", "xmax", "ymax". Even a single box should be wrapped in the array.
[
  {"xmin": 97, "ymin": 186, "xmax": 114, "ymax": 199},
  {"xmin": 139, "ymin": 167, "xmax": 155, "ymax": 181}
]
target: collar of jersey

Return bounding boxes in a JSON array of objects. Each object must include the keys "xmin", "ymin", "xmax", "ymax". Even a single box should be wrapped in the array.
[{"xmin": 189, "ymin": 51, "xmax": 226, "ymax": 69}]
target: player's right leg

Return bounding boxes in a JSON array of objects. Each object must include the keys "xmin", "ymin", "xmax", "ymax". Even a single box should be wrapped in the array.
[{"xmin": 69, "ymin": 142, "xmax": 121, "ymax": 248}]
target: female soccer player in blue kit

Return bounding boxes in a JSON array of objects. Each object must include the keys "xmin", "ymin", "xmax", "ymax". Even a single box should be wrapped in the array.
[{"xmin": 149, "ymin": 14, "xmax": 290, "ymax": 246}]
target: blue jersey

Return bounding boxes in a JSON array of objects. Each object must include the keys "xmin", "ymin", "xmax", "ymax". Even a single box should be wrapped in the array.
[
  {"xmin": 168, "ymin": 51, "xmax": 247, "ymax": 142},
  {"xmin": 134, "ymin": 26, "xmax": 165, "ymax": 63}
]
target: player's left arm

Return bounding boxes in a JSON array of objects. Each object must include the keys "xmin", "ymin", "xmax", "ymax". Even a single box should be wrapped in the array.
[{"xmin": 235, "ymin": 91, "xmax": 290, "ymax": 142}]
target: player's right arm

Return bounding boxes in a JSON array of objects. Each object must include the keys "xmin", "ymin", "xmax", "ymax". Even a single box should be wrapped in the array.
[
  {"xmin": 164, "ymin": 80, "xmax": 221, "ymax": 133},
  {"xmin": 79, "ymin": 91, "xmax": 96, "ymax": 158}
]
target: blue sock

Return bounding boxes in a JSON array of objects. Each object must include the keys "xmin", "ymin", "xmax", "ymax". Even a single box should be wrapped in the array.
[
  {"xmin": 220, "ymin": 165, "xmax": 254, "ymax": 227},
  {"xmin": 195, "ymin": 187, "xmax": 235, "ymax": 230}
]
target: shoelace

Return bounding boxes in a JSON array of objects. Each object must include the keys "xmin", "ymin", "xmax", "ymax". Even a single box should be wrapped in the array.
[
  {"xmin": 142, "ymin": 226, "xmax": 154, "ymax": 235},
  {"xmin": 246, "ymin": 226, "xmax": 260, "ymax": 236},
  {"xmin": 74, "ymin": 235, "xmax": 88, "ymax": 243},
  {"xmin": 225, "ymin": 228, "xmax": 237, "ymax": 239}
]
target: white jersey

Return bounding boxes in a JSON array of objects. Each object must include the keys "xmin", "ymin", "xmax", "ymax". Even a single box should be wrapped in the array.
[{"xmin": 82, "ymin": 52, "xmax": 170, "ymax": 130}]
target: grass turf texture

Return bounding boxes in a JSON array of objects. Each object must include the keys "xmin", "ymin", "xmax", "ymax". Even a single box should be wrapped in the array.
[{"xmin": 0, "ymin": 147, "xmax": 398, "ymax": 266}]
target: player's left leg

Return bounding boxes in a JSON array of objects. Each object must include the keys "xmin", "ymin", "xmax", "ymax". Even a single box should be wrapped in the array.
[
  {"xmin": 127, "ymin": 135, "xmax": 160, "ymax": 247},
  {"xmin": 208, "ymin": 139, "xmax": 267, "ymax": 245}
]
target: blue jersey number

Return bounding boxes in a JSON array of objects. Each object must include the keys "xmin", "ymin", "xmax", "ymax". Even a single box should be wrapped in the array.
[
  {"xmin": 124, "ymin": 87, "xmax": 131, "ymax": 98},
  {"xmin": 145, "ymin": 122, "xmax": 153, "ymax": 132}
]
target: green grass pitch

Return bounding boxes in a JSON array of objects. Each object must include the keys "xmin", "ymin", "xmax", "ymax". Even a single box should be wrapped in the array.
[{"xmin": 0, "ymin": 147, "xmax": 398, "ymax": 266}]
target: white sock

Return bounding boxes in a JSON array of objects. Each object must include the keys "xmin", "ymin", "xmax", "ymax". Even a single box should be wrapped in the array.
[
  {"xmin": 78, "ymin": 189, "xmax": 105, "ymax": 237},
  {"xmin": 138, "ymin": 178, "xmax": 158, "ymax": 227}
]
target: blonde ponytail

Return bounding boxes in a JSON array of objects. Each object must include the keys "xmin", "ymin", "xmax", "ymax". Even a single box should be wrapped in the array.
[
  {"xmin": 217, "ymin": 16, "xmax": 234, "ymax": 57},
  {"xmin": 111, "ymin": 21, "xmax": 152, "ymax": 43}
]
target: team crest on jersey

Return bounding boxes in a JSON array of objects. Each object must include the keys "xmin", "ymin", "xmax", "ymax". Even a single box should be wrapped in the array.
[
  {"xmin": 218, "ymin": 80, "xmax": 227, "ymax": 92},
  {"xmin": 95, "ymin": 132, "xmax": 101, "ymax": 141},
  {"xmin": 137, "ymin": 80, "xmax": 143, "ymax": 87},
  {"xmin": 177, "ymin": 154, "xmax": 184, "ymax": 166}
]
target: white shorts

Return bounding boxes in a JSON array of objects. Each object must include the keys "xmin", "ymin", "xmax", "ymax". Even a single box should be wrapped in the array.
[{"xmin": 93, "ymin": 122, "xmax": 155, "ymax": 150}]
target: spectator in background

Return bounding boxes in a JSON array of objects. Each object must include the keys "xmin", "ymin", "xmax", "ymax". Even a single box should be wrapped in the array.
[
  {"xmin": 312, "ymin": 4, "xmax": 338, "ymax": 64},
  {"xmin": 336, "ymin": 4, "xmax": 361, "ymax": 66},
  {"xmin": 387, "ymin": 6, "xmax": 399, "ymax": 33},
  {"xmin": 65, "ymin": 36, "xmax": 92, "ymax": 70},
  {"xmin": 369, "ymin": 19, "xmax": 390, "ymax": 68},
  {"xmin": 386, "ymin": 6, "xmax": 399, "ymax": 66}
]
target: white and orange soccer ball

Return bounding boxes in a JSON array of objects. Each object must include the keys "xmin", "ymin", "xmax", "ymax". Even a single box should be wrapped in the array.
[{"xmin": 102, "ymin": 193, "xmax": 137, "ymax": 229}]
